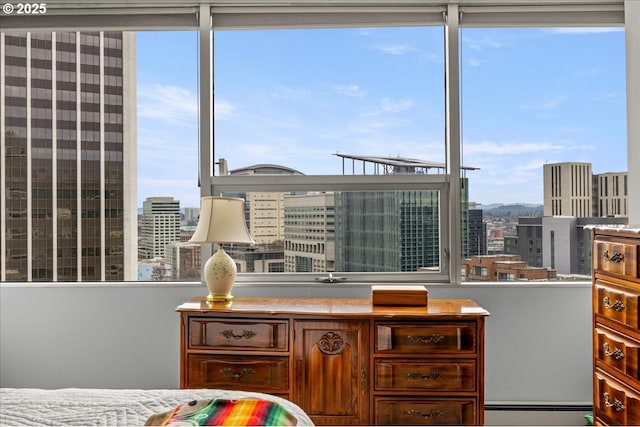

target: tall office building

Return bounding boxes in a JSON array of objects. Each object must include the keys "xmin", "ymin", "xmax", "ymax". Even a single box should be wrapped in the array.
[
  {"xmin": 1, "ymin": 31, "xmax": 136, "ymax": 281},
  {"xmin": 333, "ymin": 155, "xmax": 474, "ymax": 272},
  {"xmin": 595, "ymin": 172, "xmax": 628, "ymax": 217},
  {"xmin": 514, "ymin": 217, "xmax": 543, "ymax": 268},
  {"xmin": 227, "ymin": 163, "xmax": 304, "ymax": 245},
  {"xmin": 222, "ymin": 162, "xmax": 303, "ymax": 273},
  {"xmin": 284, "ymin": 192, "xmax": 335, "ymax": 273},
  {"xmin": 543, "ymin": 162, "xmax": 593, "ymax": 217},
  {"xmin": 544, "ymin": 162, "xmax": 628, "ymax": 218},
  {"xmin": 138, "ymin": 197, "xmax": 180, "ymax": 260},
  {"xmin": 467, "ymin": 208, "xmax": 487, "ymax": 257},
  {"xmin": 335, "ymin": 189, "xmax": 442, "ymax": 272}
]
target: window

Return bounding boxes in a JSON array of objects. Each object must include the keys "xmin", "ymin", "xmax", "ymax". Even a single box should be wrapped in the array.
[
  {"xmin": 460, "ymin": 24, "xmax": 626, "ymax": 281},
  {"xmin": 212, "ymin": 25, "xmax": 450, "ymax": 283},
  {"xmin": 0, "ymin": 1, "xmax": 636, "ymax": 285}
]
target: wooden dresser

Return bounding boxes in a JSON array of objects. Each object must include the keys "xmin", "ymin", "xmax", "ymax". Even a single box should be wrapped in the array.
[
  {"xmin": 592, "ymin": 227, "xmax": 640, "ymax": 426},
  {"xmin": 177, "ymin": 297, "xmax": 489, "ymax": 425}
]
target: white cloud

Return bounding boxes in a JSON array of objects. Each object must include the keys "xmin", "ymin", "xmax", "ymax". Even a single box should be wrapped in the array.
[
  {"xmin": 463, "ymin": 140, "xmax": 566, "ymax": 156},
  {"xmin": 362, "ymin": 98, "xmax": 412, "ymax": 116},
  {"xmin": 214, "ymin": 99, "xmax": 235, "ymax": 120},
  {"xmin": 461, "ymin": 34, "xmax": 506, "ymax": 51},
  {"xmin": 374, "ymin": 43, "xmax": 417, "ymax": 55},
  {"xmin": 549, "ymin": 27, "xmax": 624, "ymax": 34},
  {"xmin": 520, "ymin": 95, "xmax": 568, "ymax": 110},
  {"xmin": 336, "ymin": 84, "xmax": 367, "ymax": 97},
  {"xmin": 425, "ymin": 53, "xmax": 444, "ymax": 64},
  {"xmin": 138, "ymin": 84, "xmax": 197, "ymax": 127},
  {"xmin": 467, "ymin": 57, "xmax": 482, "ymax": 67},
  {"xmin": 271, "ymin": 85, "xmax": 312, "ymax": 100}
]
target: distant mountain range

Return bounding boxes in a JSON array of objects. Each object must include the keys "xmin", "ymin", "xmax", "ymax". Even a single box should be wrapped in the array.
[{"xmin": 479, "ymin": 203, "xmax": 544, "ymax": 215}]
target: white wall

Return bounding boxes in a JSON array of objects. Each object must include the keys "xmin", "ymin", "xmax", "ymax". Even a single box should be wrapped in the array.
[{"xmin": 0, "ymin": 282, "xmax": 592, "ymax": 405}]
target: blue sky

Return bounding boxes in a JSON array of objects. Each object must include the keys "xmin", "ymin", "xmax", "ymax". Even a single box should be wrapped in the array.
[{"xmin": 136, "ymin": 26, "xmax": 627, "ymax": 209}]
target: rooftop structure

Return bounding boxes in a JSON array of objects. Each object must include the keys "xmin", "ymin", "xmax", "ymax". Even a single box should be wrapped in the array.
[{"xmin": 334, "ymin": 153, "xmax": 479, "ymax": 175}]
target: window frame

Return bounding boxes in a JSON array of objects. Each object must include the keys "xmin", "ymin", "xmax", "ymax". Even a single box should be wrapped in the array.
[{"xmin": 1, "ymin": 0, "xmax": 635, "ymax": 286}]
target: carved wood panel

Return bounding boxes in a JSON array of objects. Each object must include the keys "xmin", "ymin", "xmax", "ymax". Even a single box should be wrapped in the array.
[{"xmin": 293, "ymin": 320, "xmax": 369, "ymax": 426}]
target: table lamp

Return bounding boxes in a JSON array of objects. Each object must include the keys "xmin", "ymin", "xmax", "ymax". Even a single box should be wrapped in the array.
[{"xmin": 189, "ymin": 196, "xmax": 254, "ymax": 303}]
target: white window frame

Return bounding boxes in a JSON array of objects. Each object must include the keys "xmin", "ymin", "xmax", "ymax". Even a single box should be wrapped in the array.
[
  {"xmin": 206, "ymin": 7, "xmax": 452, "ymax": 284},
  {"xmin": 1, "ymin": 0, "xmax": 637, "ymax": 286}
]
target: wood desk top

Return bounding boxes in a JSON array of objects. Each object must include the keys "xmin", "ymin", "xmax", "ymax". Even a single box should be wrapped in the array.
[{"xmin": 177, "ymin": 296, "xmax": 490, "ymax": 318}]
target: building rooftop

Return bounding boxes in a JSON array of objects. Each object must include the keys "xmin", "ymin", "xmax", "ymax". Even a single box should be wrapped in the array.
[
  {"xmin": 334, "ymin": 153, "xmax": 479, "ymax": 175},
  {"xmin": 229, "ymin": 164, "xmax": 305, "ymax": 176}
]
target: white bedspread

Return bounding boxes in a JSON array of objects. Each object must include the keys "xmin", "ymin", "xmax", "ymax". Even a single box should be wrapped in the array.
[{"xmin": 0, "ymin": 388, "xmax": 314, "ymax": 426}]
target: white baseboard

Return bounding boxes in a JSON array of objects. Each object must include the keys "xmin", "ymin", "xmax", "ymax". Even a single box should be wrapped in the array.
[{"xmin": 485, "ymin": 405, "xmax": 591, "ymax": 426}]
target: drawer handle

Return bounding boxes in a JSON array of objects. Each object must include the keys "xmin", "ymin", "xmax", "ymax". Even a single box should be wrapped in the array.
[
  {"xmin": 603, "ymin": 343, "xmax": 625, "ymax": 360},
  {"xmin": 220, "ymin": 330, "xmax": 257, "ymax": 340},
  {"xmin": 407, "ymin": 409, "xmax": 443, "ymax": 419},
  {"xmin": 603, "ymin": 297, "xmax": 625, "ymax": 312},
  {"xmin": 408, "ymin": 371, "xmax": 441, "ymax": 381},
  {"xmin": 408, "ymin": 333, "xmax": 445, "ymax": 344},
  {"xmin": 603, "ymin": 250, "xmax": 624, "ymax": 263},
  {"xmin": 603, "ymin": 392, "xmax": 625, "ymax": 412},
  {"xmin": 220, "ymin": 367, "xmax": 256, "ymax": 380}
]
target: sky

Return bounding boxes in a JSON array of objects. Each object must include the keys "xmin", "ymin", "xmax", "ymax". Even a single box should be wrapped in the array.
[{"xmin": 136, "ymin": 26, "xmax": 627, "ymax": 209}]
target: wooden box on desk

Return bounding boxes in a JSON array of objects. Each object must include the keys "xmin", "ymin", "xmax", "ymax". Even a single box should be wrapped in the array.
[{"xmin": 371, "ymin": 285, "xmax": 428, "ymax": 306}]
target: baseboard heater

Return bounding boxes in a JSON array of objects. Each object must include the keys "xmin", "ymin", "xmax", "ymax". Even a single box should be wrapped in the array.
[{"xmin": 485, "ymin": 404, "xmax": 592, "ymax": 412}]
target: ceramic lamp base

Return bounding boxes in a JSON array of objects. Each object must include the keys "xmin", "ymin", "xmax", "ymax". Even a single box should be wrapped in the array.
[{"xmin": 203, "ymin": 247, "xmax": 237, "ymax": 303}]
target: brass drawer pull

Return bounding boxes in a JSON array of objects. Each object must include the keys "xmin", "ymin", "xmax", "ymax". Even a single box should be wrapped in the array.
[
  {"xmin": 221, "ymin": 329, "xmax": 257, "ymax": 340},
  {"xmin": 603, "ymin": 297, "xmax": 625, "ymax": 312},
  {"xmin": 408, "ymin": 333, "xmax": 445, "ymax": 344},
  {"xmin": 603, "ymin": 392, "xmax": 625, "ymax": 412},
  {"xmin": 408, "ymin": 371, "xmax": 441, "ymax": 380},
  {"xmin": 220, "ymin": 367, "xmax": 256, "ymax": 380},
  {"xmin": 603, "ymin": 250, "xmax": 624, "ymax": 263},
  {"xmin": 407, "ymin": 409, "xmax": 443, "ymax": 419},
  {"xmin": 603, "ymin": 343, "xmax": 625, "ymax": 360}
]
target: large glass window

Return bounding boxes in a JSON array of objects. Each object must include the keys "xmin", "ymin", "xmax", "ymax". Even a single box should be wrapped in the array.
[
  {"xmin": 460, "ymin": 26, "xmax": 627, "ymax": 281},
  {"xmin": 212, "ymin": 26, "xmax": 449, "ymax": 282},
  {"xmin": 0, "ymin": 2, "xmax": 633, "ymax": 285}
]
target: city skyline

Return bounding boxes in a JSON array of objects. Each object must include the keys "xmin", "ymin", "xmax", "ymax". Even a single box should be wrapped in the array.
[{"xmin": 137, "ymin": 26, "xmax": 627, "ymax": 209}]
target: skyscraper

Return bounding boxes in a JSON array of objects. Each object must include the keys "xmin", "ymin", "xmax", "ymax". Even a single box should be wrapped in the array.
[
  {"xmin": 138, "ymin": 197, "xmax": 180, "ymax": 260},
  {"xmin": 335, "ymin": 189, "xmax": 442, "ymax": 272},
  {"xmin": 284, "ymin": 192, "xmax": 335, "ymax": 273},
  {"xmin": 595, "ymin": 171, "xmax": 628, "ymax": 217},
  {"xmin": 1, "ymin": 31, "xmax": 137, "ymax": 281},
  {"xmin": 543, "ymin": 162, "xmax": 593, "ymax": 217},
  {"xmin": 543, "ymin": 162, "xmax": 628, "ymax": 218},
  {"xmin": 467, "ymin": 207, "xmax": 487, "ymax": 257}
]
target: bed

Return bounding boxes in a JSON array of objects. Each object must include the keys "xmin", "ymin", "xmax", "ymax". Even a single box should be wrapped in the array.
[{"xmin": 0, "ymin": 388, "xmax": 314, "ymax": 426}]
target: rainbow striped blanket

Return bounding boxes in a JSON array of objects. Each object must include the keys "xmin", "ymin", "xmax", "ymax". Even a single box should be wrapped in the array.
[{"xmin": 145, "ymin": 398, "xmax": 298, "ymax": 426}]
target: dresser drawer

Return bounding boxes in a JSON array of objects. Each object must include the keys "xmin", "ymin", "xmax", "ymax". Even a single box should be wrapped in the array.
[
  {"xmin": 375, "ymin": 323, "xmax": 476, "ymax": 354},
  {"xmin": 595, "ymin": 325, "xmax": 640, "ymax": 380},
  {"xmin": 374, "ymin": 398, "xmax": 476, "ymax": 425},
  {"xmin": 189, "ymin": 318, "xmax": 288, "ymax": 351},
  {"xmin": 594, "ymin": 239, "xmax": 639, "ymax": 278},
  {"xmin": 375, "ymin": 359, "xmax": 476, "ymax": 391},
  {"xmin": 594, "ymin": 280, "xmax": 640, "ymax": 330},
  {"xmin": 594, "ymin": 370, "xmax": 640, "ymax": 426},
  {"xmin": 186, "ymin": 355, "xmax": 289, "ymax": 390}
]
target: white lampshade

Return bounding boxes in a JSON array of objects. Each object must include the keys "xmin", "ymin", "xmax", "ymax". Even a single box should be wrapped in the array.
[
  {"xmin": 189, "ymin": 196, "xmax": 255, "ymax": 245},
  {"xmin": 189, "ymin": 196, "xmax": 254, "ymax": 303}
]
